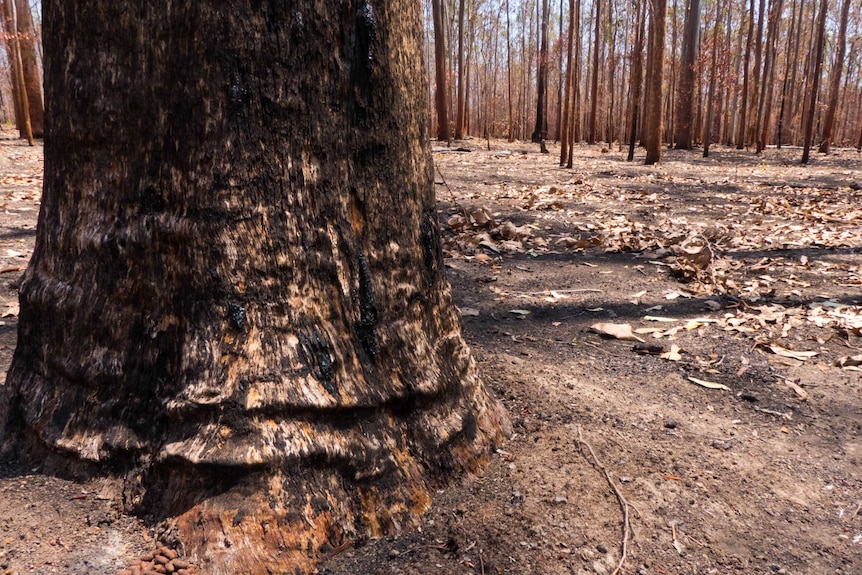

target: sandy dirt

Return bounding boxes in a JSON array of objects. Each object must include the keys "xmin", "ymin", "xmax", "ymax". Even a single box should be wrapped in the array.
[{"xmin": 0, "ymin": 130, "xmax": 860, "ymax": 575}]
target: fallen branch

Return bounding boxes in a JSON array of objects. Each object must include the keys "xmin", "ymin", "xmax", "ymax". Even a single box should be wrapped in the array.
[{"xmin": 577, "ymin": 426, "xmax": 631, "ymax": 575}]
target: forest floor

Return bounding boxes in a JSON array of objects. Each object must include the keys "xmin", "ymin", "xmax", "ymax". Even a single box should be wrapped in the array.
[{"xmin": 0, "ymin": 130, "xmax": 860, "ymax": 575}]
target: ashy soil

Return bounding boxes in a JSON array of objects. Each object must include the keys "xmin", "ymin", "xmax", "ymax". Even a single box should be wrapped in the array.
[{"xmin": 1, "ymin": 129, "xmax": 861, "ymax": 575}]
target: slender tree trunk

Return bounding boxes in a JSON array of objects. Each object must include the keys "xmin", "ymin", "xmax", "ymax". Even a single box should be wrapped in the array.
[
  {"xmin": 432, "ymin": 0, "xmax": 451, "ymax": 141},
  {"xmin": 802, "ymin": 0, "xmax": 828, "ymax": 163},
  {"xmin": 755, "ymin": 0, "xmax": 783, "ymax": 153},
  {"xmin": 675, "ymin": 0, "xmax": 701, "ymax": 149},
  {"xmin": 746, "ymin": 0, "xmax": 766, "ymax": 144},
  {"xmin": 455, "ymin": 0, "xmax": 466, "ymax": 139},
  {"xmin": 569, "ymin": 0, "xmax": 582, "ymax": 161},
  {"xmin": 506, "ymin": 0, "xmax": 515, "ymax": 142},
  {"xmin": 628, "ymin": 0, "xmax": 647, "ymax": 161},
  {"xmin": 12, "ymin": 0, "xmax": 42, "ymax": 137},
  {"xmin": 2, "ymin": 0, "xmax": 23, "ymax": 135},
  {"xmin": 817, "ymin": 0, "xmax": 851, "ymax": 153},
  {"xmin": 561, "ymin": 0, "xmax": 576, "ymax": 165},
  {"xmin": 588, "ymin": 0, "xmax": 602, "ymax": 144},
  {"xmin": 777, "ymin": 0, "xmax": 801, "ymax": 149},
  {"xmin": 703, "ymin": 0, "xmax": 722, "ymax": 157},
  {"xmin": 6, "ymin": 0, "xmax": 33, "ymax": 144},
  {"xmin": 532, "ymin": 0, "xmax": 551, "ymax": 142},
  {"xmin": 736, "ymin": 0, "xmax": 755, "ymax": 148},
  {"xmin": 0, "ymin": 3, "xmax": 508, "ymax": 574},
  {"xmin": 644, "ymin": 0, "xmax": 668, "ymax": 164},
  {"xmin": 555, "ymin": 0, "xmax": 565, "ymax": 141}
]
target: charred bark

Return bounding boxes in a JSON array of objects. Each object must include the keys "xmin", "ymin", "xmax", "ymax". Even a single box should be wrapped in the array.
[
  {"xmin": 0, "ymin": 2, "xmax": 508, "ymax": 574},
  {"xmin": 674, "ymin": 0, "xmax": 701, "ymax": 149},
  {"xmin": 644, "ymin": 0, "xmax": 667, "ymax": 165}
]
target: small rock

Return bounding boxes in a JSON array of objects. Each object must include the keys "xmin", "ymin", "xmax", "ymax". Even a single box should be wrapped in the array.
[
  {"xmin": 596, "ymin": 544, "xmax": 608, "ymax": 554},
  {"xmin": 664, "ymin": 420, "xmax": 678, "ymax": 430},
  {"xmin": 712, "ymin": 439, "xmax": 733, "ymax": 451},
  {"xmin": 553, "ymin": 495, "xmax": 568, "ymax": 504}
]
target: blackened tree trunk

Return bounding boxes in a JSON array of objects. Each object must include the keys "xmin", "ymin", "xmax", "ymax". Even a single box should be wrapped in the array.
[
  {"xmin": 560, "ymin": 0, "xmax": 576, "ymax": 165},
  {"xmin": 736, "ymin": 0, "xmax": 755, "ymax": 148},
  {"xmin": 674, "ymin": 0, "xmax": 701, "ymax": 149},
  {"xmin": 817, "ymin": 0, "xmax": 851, "ymax": 153},
  {"xmin": 627, "ymin": 0, "xmax": 646, "ymax": 161},
  {"xmin": 755, "ymin": 0, "xmax": 783, "ymax": 153},
  {"xmin": 644, "ymin": 0, "xmax": 667, "ymax": 164},
  {"xmin": 432, "ymin": 0, "xmax": 451, "ymax": 140},
  {"xmin": 0, "ymin": 2, "xmax": 509, "ymax": 574},
  {"xmin": 802, "ymin": 0, "xmax": 828, "ymax": 163},
  {"xmin": 532, "ymin": 0, "xmax": 551, "ymax": 143},
  {"xmin": 703, "ymin": 0, "xmax": 722, "ymax": 157},
  {"xmin": 747, "ymin": 0, "xmax": 766, "ymax": 144},
  {"xmin": 455, "ymin": 0, "xmax": 466, "ymax": 139},
  {"xmin": 588, "ymin": 0, "xmax": 602, "ymax": 144},
  {"xmin": 506, "ymin": 0, "xmax": 515, "ymax": 142},
  {"xmin": 12, "ymin": 0, "xmax": 43, "ymax": 137}
]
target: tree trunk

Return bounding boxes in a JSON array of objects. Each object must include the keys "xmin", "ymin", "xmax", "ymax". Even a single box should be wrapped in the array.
[
  {"xmin": 12, "ymin": 0, "xmax": 43, "ymax": 137},
  {"xmin": 747, "ymin": 0, "xmax": 765, "ymax": 144},
  {"xmin": 802, "ymin": 0, "xmax": 828, "ymax": 163},
  {"xmin": 432, "ymin": 0, "xmax": 451, "ymax": 141},
  {"xmin": 777, "ymin": 0, "xmax": 801, "ymax": 149},
  {"xmin": 703, "ymin": 0, "xmax": 722, "ymax": 157},
  {"xmin": 0, "ymin": 2, "xmax": 509, "ymax": 574},
  {"xmin": 560, "ymin": 0, "xmax": 576, "ymax": 165},
  {"xmin": 455, "ymin": 0, "xmax": 466, "ymax": 139},
  {"xmin": 569, "ymin": 0, "xmax": 582, "ymax": 163},
  {"xmin": 555, "ymin": 0, "xmax": 565, "ymax": 141},
  {"xmin": 506, "ymin": 0, "xmax": 515, "ymax": 142},
  {"xmin": 755, "ymin": 0, "xmax": 783, "ymax": 153},
  {"xmin": 736, "ymin": 0, "xmax": 755, "ymax": 148},
  {"xmin": 532, "ymin": 0, "xmax": 551, "ymax": 143},
  {"xmin": 817, "ymin": 0, "xmax": 850, "ymax": 153},
  {"xmin": 2, "ymin": 0, "xmax": 23, "ymax": 135},
  {"xmin": 628, "ymin": 0, "xmax": 646, "ymax": 161},
  {"xmin": 588, "ymin": 0, "xmax": 601, "ymax": 144},
  {"xmin": 4, "ymin": 0, "xmax": 33, "ymax": 144},
  {"xmin": 674, "ymin": 0, "xmax": 701, "ymax": 149},
  {"xmin": 644, "ymin": 0, "xmax": 667, "ymax": 165}
]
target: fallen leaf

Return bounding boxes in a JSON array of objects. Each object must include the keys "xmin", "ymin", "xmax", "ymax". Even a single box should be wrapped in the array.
[
  {"xmin": 782, "ymin": 380, "xmax": 809, "ymax": 400},
  {"xmin": 509, "ymin": 309, "xmax": 531, "ymax": 316},
  {"xmin": 589, "ymin": 323, "xmax": 645, "ymax": 342},
  {"xmin": 835, "ymin": 355, "xmax": 862, "ymax": 369},
  {"xmin": 459, "ymin": 307, "xmax": 480, "ymax": 317},
  {"xmin": 644, "ymin": 315, "xmax": 678, "ymax": 323},
  {"xmin": 661, "ymin": 345, "xmax": 683, "ymax": 361},
  {"xmin": 768, "ymin": 345, "xmax": 819, "ymax": 360},
  {"xmin": 687, "ymin": 376, "xmax": 730, "ymax": 391}
]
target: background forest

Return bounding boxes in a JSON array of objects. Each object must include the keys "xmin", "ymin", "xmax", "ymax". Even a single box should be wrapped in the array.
[
  {"xmin": 2, "ymin": 0, "xmax": 861, "ymax": 163},
  {"xmin": 423, "ymin": 0, "xmax": 862, "ymax": 162}
]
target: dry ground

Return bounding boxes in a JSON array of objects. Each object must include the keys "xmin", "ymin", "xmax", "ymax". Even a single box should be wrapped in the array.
[{"xmin": 0, "ymin": 131, "xmax": 860, "ymax": 575}]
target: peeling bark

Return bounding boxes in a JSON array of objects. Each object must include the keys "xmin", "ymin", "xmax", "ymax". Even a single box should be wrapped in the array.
[{"xmin": 0, "ymin": 2, "xmax": 508, "ymax": 574}]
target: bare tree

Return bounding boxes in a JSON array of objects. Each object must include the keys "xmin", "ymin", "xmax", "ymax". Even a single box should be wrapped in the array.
[
  {"xmin": 802, "ymin": 0, "xmax": 828, "ymax": 163},
  {"xmin": 817, "ymin": 0, "xmax": 851, "ymax": 153},
  {"xmin": 674, "ymin": 0, "xmax": 701, "ymax": 149},
  {"xmin": 588, "ymin": 0, "xmax": 602, "ymax": 144},
  {"xmin": 532, "ymin": 0, "xmax": 551, "ymax": 143},
  {"xmin": 645, "ymin": 0, "xmax": 668, "ymax": 164},
  {"xmin": 432, "ymin": 0, "xmax": 451, "ymax": 140}
]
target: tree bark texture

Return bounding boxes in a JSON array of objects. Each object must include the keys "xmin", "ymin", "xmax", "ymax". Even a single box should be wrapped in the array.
[
  {"xmin": 736, "ymin": 0, "xmax": 755, "ymax": 148},
  {"xmin": 455, "ymin": 0, "xmax": 466, "ymax": 139},
  {"xmin": 627, "ymin": 0, "xmax": 646, "ymax": 161},
  {"xmin": 645, "ymin": 0, "xmax": 667, "ymax": 164},
  {"xmin": 802, "ymin": 0, "xmax": 828, "ymax": 163},
  {"xmin": 12, "ymin": 0, "xmax": 42, "ymax": 137},
  {"xmin": 432, "ymin": 0, "xmax": 451, "ymax": 140},
  {"xmin": 1, "ymin": 2, "xmax": 509, "ymax": 574},
  {"xmin": 674, "ymin": 0, "xmax": 701, "ymax": 149},
  {"xmin": 531, "ymin": 0, "xmax": 550, "ymax": 143},
  {"xmin": 817, "ymin": 0, "xmax": 850, "ymax": 153},
  {"xmin": 588, "ymin": 0, "xmax": 601, "ymax": 144}
]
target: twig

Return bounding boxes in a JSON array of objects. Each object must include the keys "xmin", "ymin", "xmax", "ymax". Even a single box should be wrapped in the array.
[
  {"xmin": 850, "ymin": 500, "xmax": 861, "ymax": 520},
  {"xmin": 577, "ymin": 426, "xmax": 631, "ymax": 575},
  {"xmin": 479, "ymin": 550, "xmax": 485, "ymax": 575},
  {"xmin": 435, "ymin": 165, "xmax": 468, "ymax": 218},
  {"xmin": 514, "ymin": 288, "xmax": 604, "ymax": 296}
]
